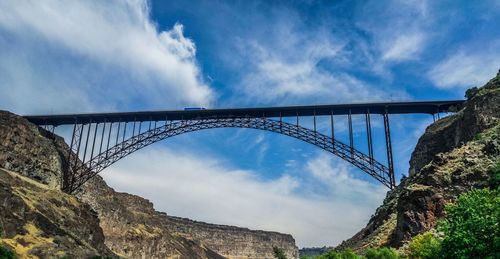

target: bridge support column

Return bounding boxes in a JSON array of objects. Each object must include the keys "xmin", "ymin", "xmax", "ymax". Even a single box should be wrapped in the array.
[
  {"xmin": 383, "ymin": 112, "xmax": 395, "ymax": 188},
  {"xmin": 63, "ymin": 122, "xmax": 84, "ymax": 193},
  {"xmin": 348, "ymin": 110, "xmax": 353, "ymax": 157},
  {"xmin": 365, "ymin": 110, "xmax": 374, "ymax": 164}
]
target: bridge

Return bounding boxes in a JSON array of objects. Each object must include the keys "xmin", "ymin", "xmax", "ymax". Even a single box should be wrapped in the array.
[{"xmin": 24, "ymin": 100, "xmax": 465, "ymax": 194}]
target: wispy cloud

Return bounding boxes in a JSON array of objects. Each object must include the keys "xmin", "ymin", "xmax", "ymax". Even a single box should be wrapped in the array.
[
  {"xmin": 382, "ymin": 33, "xmax": 426, "ymax": 61},
  {"xmin": 234, "ymin": 22, "xmax": 405, "ymax": 105},
  {"xmin": 356, "ymin": 0, "xmax": 430, "ymax": 64},
  {"xmin": 103, "ymin": 147, "xmax": 386, "ymax": 247},
  {"xmin": 427, "ymin": 46, "xmax": 500, "ymax": 89},
  {"xmin": 0, "ymin": 0, "xmax": 213, "ymax": 114}
]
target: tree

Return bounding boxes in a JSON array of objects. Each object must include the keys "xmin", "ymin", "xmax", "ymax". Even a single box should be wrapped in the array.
[
  {"xmin": 0, "ymin": 246, "xmax": 16, "ymax": 259},
  {"xmin": 438, "ymin": 188, "xmax": 500, "ymax": 259},
  {"xmin": 407, "ymin": 231, "xmax": 441, "ymax": 259},
  {"xmin": 316, "ymin": 249, "xmax": 360, "ymax": 259},
  {"xmin": 364, "ymin": 247, "xmax": 399, "ymax": 259},
  {"xmin": 273, "ymin": 247, "xmax": 287, "ymax": 259}
]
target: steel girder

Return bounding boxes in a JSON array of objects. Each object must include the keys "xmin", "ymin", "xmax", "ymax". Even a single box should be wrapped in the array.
[{"xmin": 62, "ymin": 117, "xmax": 393, "ymax": 194}]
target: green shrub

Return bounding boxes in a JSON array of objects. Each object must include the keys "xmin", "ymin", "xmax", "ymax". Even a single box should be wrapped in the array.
[
  {"xmin": 438, "ymin": 188, "xmax": 500, "ymax": 259},
  {"xmin": 311, "ymin": 248, "xmax": 361, "ymax": 259},
  {"xmin": 489, "ymin": 161, "xmax": 500, "ymax": 188},
  {"xmin": 407, "ymin": 231, "xmax": 441, "ymax": 259},
  {"xmin": 273, "ymin": 247, "xmax": 287, "ymax": 259},
  {"xmin": 0, "ymin": 246, "xmax": 16, "ymax": 259},
  {"xmin": 364, "ymin": 247, "xmax": 399, "ymax": 259}
]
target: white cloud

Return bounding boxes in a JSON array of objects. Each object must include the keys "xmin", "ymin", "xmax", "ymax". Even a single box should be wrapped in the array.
[
  {"xmin": 224, "ymin": 2, "xmax": 413, "ymax": 105},
  {"xmin": 427, "ymin": 48, "xmax": 500, "ymax": 89},
  {"xmin": 102, "ymin": 147, "xmax": 386, "ymax": 247},
  {"xmin": 238, "ymin": 40, "xmax": 397, "ymax": 104},
  {"xmin": 0, "ymin": 0, "xmax": 213, "ymax": 114},
  {"xmin": 382, "ymin": 33, "xmax": 426, "ymax": 61},
  {"xmin": 356, "ymin": 0, "xmax": 430, "ymax": 63}
]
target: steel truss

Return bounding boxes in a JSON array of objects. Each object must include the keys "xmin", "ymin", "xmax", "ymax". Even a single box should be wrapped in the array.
[{"xmin": 61, "ymin": 116, "xmax": 394, "ymax": 194}]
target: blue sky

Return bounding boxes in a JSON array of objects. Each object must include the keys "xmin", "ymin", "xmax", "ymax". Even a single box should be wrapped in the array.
[{"xmin": 1, "ymin": 0, "xmax": 499, "ymax": 247}]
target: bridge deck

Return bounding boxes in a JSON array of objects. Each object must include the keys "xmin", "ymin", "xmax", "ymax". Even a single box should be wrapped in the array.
[{"xmin": 24, "ymin": 100, "xmax": 465, "ymax": 126}]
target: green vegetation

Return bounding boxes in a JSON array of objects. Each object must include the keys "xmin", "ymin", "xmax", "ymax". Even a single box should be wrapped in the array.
[
  {"xmin": 489, "ymin": 161, "xmax": 500, "ymax": 188},
  {"xmin": 407, "ymin": 232, "xmax": 441, "ymax": 259},
  {"xmin": 301, "ymin": 248, "xmax": 360, "ymax": 259},
  {"xmin": 0, "ymin": 224, "xmax": 16, "ymax": 259},
  {"xmin": 301, "ymin": 248, "xmax": 399, "ymax": 259},
  {"xmin": 365, "ymin": 247, "xmax": 399, "ymax": 259},
  {"xmin": 273, "ymin": 247, "xmax": 287, "ymax": 259},
  {"xmin": 438, "ymin": 188, "xmax": 499, "ymax": 259},
  {"xmin": 0, "ymin": 246, "xmax": 16, "ymax": 259},
  {"xmin": 304, "ymin": 187, "xmax": 499, "ymax": 259}
]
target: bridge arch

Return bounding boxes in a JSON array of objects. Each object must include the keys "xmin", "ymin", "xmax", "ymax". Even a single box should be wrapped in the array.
[{"xmin": 66, "ymin": 117, "xmax": 392, "ymax": 193}]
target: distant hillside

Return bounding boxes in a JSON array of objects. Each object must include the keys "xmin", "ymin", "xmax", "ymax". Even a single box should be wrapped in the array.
[
  {"xmin": 0, "ymin": 110, "xmax": 298, "ymax": 258},
  {"xmin": 334, "ymin": 71, "xmax": 500, "ymax": 253}
]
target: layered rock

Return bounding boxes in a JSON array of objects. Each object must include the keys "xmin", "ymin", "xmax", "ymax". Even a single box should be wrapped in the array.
[
  {"xmin": 335, "ymin": 71, "xmax": 500, "ymax": 252},
  {"xmin": 0, "ymin": 111, "xmax": 66, "ymax": 189},
  {"xmin": 0, "ymin": 168, "xmax": 117, "ymax": 258},
  {"xmin": 164, "ymin": 216, "xmax": 298, "ymax": 258}
]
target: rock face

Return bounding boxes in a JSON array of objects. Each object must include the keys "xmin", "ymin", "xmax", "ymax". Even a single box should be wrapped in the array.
[
  {"xmin": 79, "ymin": 176, "xmax": 299, "ymax": 259},
  {"xmin": 0, "ymin": 168, "xmax": 117, "ymax": 258},
  {"xmin": 336, "ymin": 72, "xmax": 500, "ymax": 252},
  {"xmin": 164, "ymin": 216, "xmax": 298, "ymax": 259},
  {"xmin": 0, "ymin": 111, "xmax": 67, "ymax": 189},
  {"xmin": 0, "ymin": 110, "xmax": 299, "ymax": 258}
]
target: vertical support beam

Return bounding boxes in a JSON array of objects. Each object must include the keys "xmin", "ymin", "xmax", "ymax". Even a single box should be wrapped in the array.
[
  {"xmin": 82, "ymin": 122, "xmax": 92, "ymax": 164},
  {"xmin": 432, "ymin": 114, "xmax": 436, "ymax": 122},
  {"xmin": 63, "ymin": 122, "xmax": 78, "ymax": 192},
  {"xmin": 296, "ymin": 111, "xmax": 299, "ymax": 127},
  {"xmin": 365, "ymin": 109, "xmax": 373, "ymax": 163},
  {"xmin": 330, "ymin": 110, "xmax": 335, "ymax": 151},
  {"xmin": 313, "ymin": 110, "xmax": 317, "ymax": 144},
  {"xmin": 132, "ymin": 118, "xmax": 136, "ymax": 137},
  {"xmin": 279, "ymin": 112, "xmax": 283, "ymax": 133},
  {"xmin": 68, "ymin": 123, "xmax": 85, "ymax": 193},
  {"xmin": 348, "ymin": 109, "xmax": 353, "ymax": 155},
  {"xmin": 383, "ymin": 111, "xmax": 395, "ymax": 188},
  {"xmin": 313, "ymin": 110, "xmax": 317, "ymax": 132},
  {"xmin": 115, "ymin": 120, "xmax": 121, "ymax": 146},
  {"xmin": 89, "ymin": 122, "xmax": 99, "ymax": 166},
  {"xmin": 99, "ymin": 121, "xmax": 106, "ymax": 155},
  {"xmin": 73, "ymin": 124, "xmax": 84, "ymax": 168},
  {"xmin": 122, "ymin": 122, "xmax": 127, "ymax": 142},
  {"xmin": 106, "ymin": 122, "xmax": 113, "ymax": 158},
  {"xmin": 138, "ymin": 121, "xmax": 142, "ymax": 135}
]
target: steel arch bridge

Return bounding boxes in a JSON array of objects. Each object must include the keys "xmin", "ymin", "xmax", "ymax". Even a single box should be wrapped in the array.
[{"xmin": 24, "ymin": 100, "xmax": 464, "ymax": 194}]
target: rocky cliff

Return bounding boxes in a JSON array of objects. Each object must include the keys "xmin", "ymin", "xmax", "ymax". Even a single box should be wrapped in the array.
[
  {"xmin": 0, "ymin": 110, "xmax": 298, "ymax": 258},
  {"xmin": 0, "ymin": 168, "xmax": 117, "ymax": 258},
  {"xmin": 335, "ymin": 71, "xmax": 500, "ymax": 253}
]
